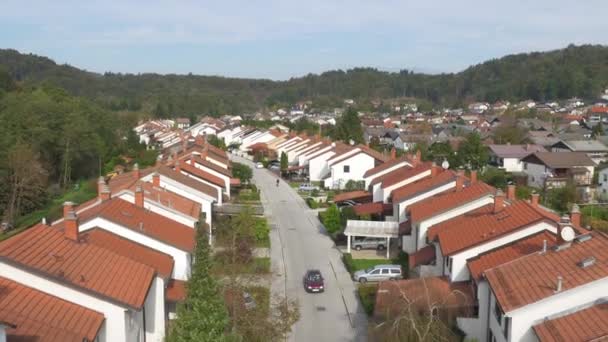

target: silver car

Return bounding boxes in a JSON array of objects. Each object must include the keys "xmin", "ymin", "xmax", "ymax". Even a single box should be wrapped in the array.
[
  {"xmin": 352, "ymin": 237, "xmax": 386, "ymax": 251},
  {"xmin": 353, "ymin": 265, "xmax": 402, "ymax": 283}
]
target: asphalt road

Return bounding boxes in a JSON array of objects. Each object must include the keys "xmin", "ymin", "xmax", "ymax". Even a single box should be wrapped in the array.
[{"xmin": 233, "ymin": 156, "xmax": 367, "ymax": 342}]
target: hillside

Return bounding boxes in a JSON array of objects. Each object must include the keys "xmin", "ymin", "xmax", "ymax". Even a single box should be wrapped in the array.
[{"xmin": 1, "ymin": 44, "xmax": 607, "ymax": 114}]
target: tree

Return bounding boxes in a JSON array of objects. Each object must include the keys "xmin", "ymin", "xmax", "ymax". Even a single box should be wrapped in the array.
[
  {"xmin": 334, "ymin": 108, "xmax": 363, "ymax": 144},
  {"xmin": 167, "ymin": 222, "xmax": 230, "ymax": 341},
  {"xmin": 208, "ymin": 135, "xmax": 227, "ymax": 150},
  {"xmin": 592, "ymin": 123, "xmax": 604, "ymax": 138},
  {"xmin": 344, "ymin": 180, "xmax": 365, "ymax": 191},
  {"xmin": 545, "ymin": 183, "xmax": 577, "ymax": 214},
  {"xmin": 458, "ymin": 133, "xmax": 488, "ymax": 170},
  {"xmin": 493, "ymin": 123, "xmax": 529, "ymax": 144},
  {"xmin": 232, "ymin": 162, "xmax": 252, "ymax": 184},
  {"xmin": 323, "ymin": 204, "xmax": 342, "ymax": 235},
  {"xmin": 280, "ymin": 152, "xmax": 288, "ymax": 174}
]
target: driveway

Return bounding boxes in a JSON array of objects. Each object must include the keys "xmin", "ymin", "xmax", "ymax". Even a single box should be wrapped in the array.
[{"xmin": 232, "ymin": 156, "xmax": 367, "ymax": 342}]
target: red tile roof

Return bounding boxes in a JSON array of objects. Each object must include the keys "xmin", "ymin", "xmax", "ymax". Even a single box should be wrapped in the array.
[
  {"xmin": 353, "ymin": 202, "xmax": 392, "ymax": 216},
  {"xmin": 409, "ymin": 245, "xmax": 436, "ymax": 269},
  {"xmin": 136, "ymin": 182, "xmax": 201, "ymax": 219},
  {"xmin": 107, "ymin": 167, "xmax": 155, "ymax": 192},
  {"xmin": 467, "ymin": 230, "xmax": 557, "ymax": 282},
  {"xmin": 591, "ymin": 106, "xmax": 608, "ymax": 114},
  {"xmin": 333, "ymin": 190, "xmax": 372, "ymax": 203},
  {"xmin": 75, "ymin": 198, "xmax": 196, "ymax": 252},
  {"xmin": 391, "ymin": 170, "xmax": 457, "ymax": 203},
  {"xmin": 0, "ymin": 276, "xmax": 104, "ymax": 342},
  {"xmin": 408, "ymin": 182, "xmax": 495, "ymax": 223},
  {"xmin": 436, "ymin": 201, "xmax": 555, "ymax": 256},
  {"xmin": 328, "ymin": 145, "xmax": 388, "ymax": 165},
  {"xmin": 179, "ymin": 161, "xmax": 225, "ymax": 188},
  {"xmin": 427, "ymin": 204, "xmax": 494, "ymax": 242},
  {"xmin": 190, "ymin": 155, "xmax": 232, "ymax": 177},
  {"xmin": 363, "ymin": 156, "xmax": 411, "ymax": 178},
  {"xmin": 81, "ymin": 228, "xmax": 174, "ymax": 280},
  {"xmin": 0, "ymin": 224, "xmax": 155, "ymax": 309},
  {"xmin": 533, "ymin": 303, "xmax": 608, "ymax": 342},
  {"xmin": 375, "ymin": 162, "xmax": 433, "ymax": 189},
  {"xmin": 166, "ymin": 279, "xmax": 187, "ymax": 302},
  {"xmin": 157, "ymin": 165, "xmax": 218, "ymax": 199},
  {"xmin": 486, "ymin": 231, "xmax": 608, "ymax": 313}
]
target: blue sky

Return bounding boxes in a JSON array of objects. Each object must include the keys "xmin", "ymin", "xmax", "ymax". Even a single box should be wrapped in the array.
[{"xmin": 1, "ymin": 1, "xmax": 607, "ymax": 80}]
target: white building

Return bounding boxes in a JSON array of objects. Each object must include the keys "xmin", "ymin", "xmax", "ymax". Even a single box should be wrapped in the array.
[
  {"xmin": 488, "ymin": 144, "xmax": 546, "ymax": 172},
  {"xmin": 323, "ymin": 146, "xmax": 387, "ymax": 190}
]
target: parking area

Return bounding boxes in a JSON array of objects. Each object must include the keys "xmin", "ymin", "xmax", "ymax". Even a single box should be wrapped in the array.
[{"xmin": 338, "ymin": 246, "xmax": 400, "ymax": 259}]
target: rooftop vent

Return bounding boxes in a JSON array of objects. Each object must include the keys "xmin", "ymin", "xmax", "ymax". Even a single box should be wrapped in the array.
[
  {"xmin": 138, "ymin": 222, "xmax": 144, "ymax": 231},
  {"xmin": 555, "ymin": 276, "xmax": 563, "ymax": 293},
  {"xmin": 553, "ymin": 243, "xmax": 572, "ymax": 252},
  {"xmin": 575, "ymin": 234, "xmax": 593, "ymax": 243},
  {"xmin": 578, "ymin": 257, "xmax": 596, "ymax": 268}
]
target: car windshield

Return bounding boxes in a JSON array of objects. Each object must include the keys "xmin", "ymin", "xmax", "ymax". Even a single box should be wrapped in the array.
[
  {"xmin": 365, "ymin": 267, "xmax": 375, "ymax": 273},
  {"xmin": 307, "ymin": 272, "xmax": 322, "ymax": 281}
]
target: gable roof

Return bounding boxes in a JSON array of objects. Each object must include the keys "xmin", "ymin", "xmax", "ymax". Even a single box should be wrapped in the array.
[
  {"xmin": 75, "ymin": 198, "xmax": 196, "ymax": 252},
  {"xmin": 554, "ymin": 139, "xmax": 608, "ymax": 152},
  {"xmin": 522, "ymin": 152, "xmax": 595, "ymax": 168},
  {"xmin": 488, "ymin": 144, "xmax": 546, "ymax": 158},
  {"xmin": 486, "ymin": 231, "xmax": 608, "ymax": 313},
  {"xmin": 179, "ymin": 161, "xmax": 225, "ymax": 188},
  {"xmin": 0, "ymin": 224, "xmax": 155, "ymax": 309},
  {"xmin": 157, "ymin": 165, "xmax": 218, "ymax": 199},
  {"xmin": 467, "ymin": 230, "xmax": 557, "ymax": 282},
  {"xmin": 391, "ymin": 170, "xmax": 457, "ymax": 203},
  {"xmin": 0, "ymin": 276, "xmax": 105, "ymax": 342},
  {"xmin": 436, "ymin": 201, "xmax": 553, "ymax": 256},
  {"xmin": 363, "ymin": 156, "xmax": 411, "ymax": 178},
  {"xmin": 533, "ymin": 302, "xmax": 608, "ymax": 342},
  {"xmin": 377, "ymin": 162, "xmax": 433, "ymax": 189},
  {"xmin": 427, "ymin": 204, "xmax": 494, "ymax": 242},
  {"xmin": 81, "ymin": 228, "xmax": 174, "ymax": 280},
  {"xmin": 135, "ymin": 182, "xmax": 201, "ymax": 219},
  {"xmin": 332, "ymin": 190, "xmax": 372, "ymax": 203},
  {"xmin": 190, "ymin": 155, "xmax": 232, "ymax": 177},
  {"xmin": 409, "ymin": 182, "xmax": 495, "ymax": 223}
]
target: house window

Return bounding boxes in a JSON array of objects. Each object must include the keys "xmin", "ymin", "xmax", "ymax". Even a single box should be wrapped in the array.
[
  {"xmin": 494, "ymin": 302, "xmax": 503, "ymax": 324},
  {"xmin": 604, "ymin": 174, "xmax": 607, "ymax": 182},
  {"xmin": 523, "ymin": 162, "xmax": 528, "ymax": 170},
  {"xmin": 504, "ymin": 316, "xmax": 511, "ymax": 340},
  {"xmin": 343, "ymin": 165, "xmax": 350, "ymax": 173}
]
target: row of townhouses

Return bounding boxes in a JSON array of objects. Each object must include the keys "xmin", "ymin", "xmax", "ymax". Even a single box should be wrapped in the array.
[{"xmin": 0, "ymin": 135, "xmax": 240, "ymax": 341}]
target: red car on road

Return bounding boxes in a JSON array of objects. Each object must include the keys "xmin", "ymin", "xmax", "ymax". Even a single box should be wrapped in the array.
[{"xmin": 303, "ymin": 270, "xmax": 324, "ymax": 293}]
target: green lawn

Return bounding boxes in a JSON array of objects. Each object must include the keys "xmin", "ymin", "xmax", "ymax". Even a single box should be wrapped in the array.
[
  {"xmin": 254, "ymin": 218, "xmax": 271, "ymax": 248},
  {"xmin": 342, "ymin": 252, "xmax": 409, "ymax": 276}
]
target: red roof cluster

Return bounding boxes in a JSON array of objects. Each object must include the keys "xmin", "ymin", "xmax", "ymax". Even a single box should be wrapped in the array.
[{"xmin": 392, "ymin": 170, "xmax": 456, "ymax": 203}]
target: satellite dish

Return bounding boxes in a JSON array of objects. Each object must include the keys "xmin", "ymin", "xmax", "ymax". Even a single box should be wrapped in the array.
[
  {"xmin": 560, "ymin": 226, "xmax": 575, "ymax": 242},
  {"xmin": 441, "ymin": 159, "xmax": 450, "ymax": 170}
]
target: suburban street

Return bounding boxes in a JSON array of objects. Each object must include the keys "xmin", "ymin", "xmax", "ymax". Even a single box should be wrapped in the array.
[{"xmin": 233, "ymin": 156, "xmax": 368, "ymax": 342}]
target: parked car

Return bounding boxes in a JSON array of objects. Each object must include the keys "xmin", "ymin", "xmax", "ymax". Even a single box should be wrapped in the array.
[
  {"xmin": 352, "ymin": 237, "xmax": 387, "ymax": 251},
  {"xmin": 255, "ymin": 162, "xmax": 264, "ymax": 169},
  {"xmin": 337, "ymin": 200, "xmax": 358, "ymax": 210},
  {"xmin": 303, "ymin": 269, "xmax": 324, "ymax": 293},
  {"xmin": 269, "ymin": 164, "xmax": 280, "ymax": 170},
  {"xmin": 243, "ymin": 292, "xmax": 257, "ymax": 310},
  {"xmin": 299, "ymin": 183, "xmax": 319, "ymax": 192},
  {"xmin": 353, "ymin": 265, "xmax": 402, "ymax": 283}
]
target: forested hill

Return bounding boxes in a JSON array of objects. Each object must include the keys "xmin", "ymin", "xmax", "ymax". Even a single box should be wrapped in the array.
[{"xmin": 1, "ymin": 44, "xmax": 607, "ymax": 114}]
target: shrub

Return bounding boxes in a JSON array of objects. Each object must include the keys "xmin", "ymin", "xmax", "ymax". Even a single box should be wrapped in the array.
[
  {"xmin": 306, "ymin": 198, "xmax": 319, "ymax": 209},
  {"xmin": 358, "ymin": 285, "xmax": 378, "ymax": 316},
  {"xmin": 323, "ymin": 204, "xmax": 342, "ymax": 234},
  {"xmin": 254, "ymin": 218, "xmax": 270, "ymax": 246},
  {"xmin": 342, "ymin": 253, "xmax": 355, "ymax": 274}
]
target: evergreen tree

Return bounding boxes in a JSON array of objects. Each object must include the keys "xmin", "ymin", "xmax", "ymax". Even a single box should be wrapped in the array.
[
  {"xmin": 334, "ymin": 108, "xmax": 363, "ymax": 144},
  {"xmin": 458, "ymin": 133, "xmax": 488, "ymax": 170},
  {"xmin": 323, "ymin": 204, "xmax": 342, "ymax": 235},
  {"xmin": 280, "ymin": 152, "xmax": 288, "ymax": 174}
]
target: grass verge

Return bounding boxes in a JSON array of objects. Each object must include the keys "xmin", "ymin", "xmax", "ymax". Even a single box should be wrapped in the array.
[{"xmin": 358, "ymin": 284, "xmax": 378, "ymax": 316}]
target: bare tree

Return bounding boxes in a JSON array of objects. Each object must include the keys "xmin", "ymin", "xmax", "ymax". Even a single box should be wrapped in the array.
[{"xmin": 3, "ymin": 143, "xmax": 47, "ymax": 226}]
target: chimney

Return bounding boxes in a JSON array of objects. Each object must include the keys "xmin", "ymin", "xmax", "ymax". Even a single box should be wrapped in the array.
[
  {"xmin": 64, "ymin": 210, "xmax": 79, "ymax": 241},
  {"xmin": 470, "ymin": 170, "xmax": 477, "ymax": 183},
  {"xmin": 494, "ymin": 189, "xmax": 505, "ymax": 213},
  {"xmin": 557, "ymin": 215, "xmax": 572, "ymax": 244},
  {"xmin": 555, "ymin": 276, "xmax": 563, "ymax": 293},
  {"xmin": 100, "ymin": 184, "xmax": 111, "ymax": 201},
  {"xmin": 63, "ymin": 201, "xmax": 74, "ymax": 218},
  {"xmin": 133, "ymin": 163, "xmax": 140, "ymax": 180},
  {"xmin": 175, "ymin": 160, "xmax": 181, "ymax": 173},
  {"xmin": 431, "ymin": 162, "xmax": 440, "ymax": 177},
  {"xmin": 135, "ymin": 184, "xmax": 144, "ymax": 207},
  {"xmin": 570, "ymin": 204, "xmax": 581, "ymax": 227},
  {"xmin": 390, "ymin": 147, "xmax": 396, "ymax": 160},
  {"xmin": 542, "ymin": 239, "xmax": 547, "ymax": 253},
  {"xmin": 196, "ymin": 134, "xmax": 204, "ymax": 146},
  {"xmin": 530, "ymin": 192, "xmax": 540, "ymax": 207},
  {"xmin": 507, "ymin": 184, "xmax": 516, "ymax": 201},
  {"xmin": 201, "ymin": 145, "xmax": 208, "ymax": 160},
  {"xmin": 415, "ymin": 150, "xmax": 422, "ymax": 163},
  {"xmin": 455, "ymin": 169, "xmax": 465, "ymax": 191},
  {"xmin": 152, "ymin": 172, "xmax": 160, "ymax": 187}
]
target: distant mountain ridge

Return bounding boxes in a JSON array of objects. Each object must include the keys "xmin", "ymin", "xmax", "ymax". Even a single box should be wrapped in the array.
[{"xmin": 1, "ymin": 44, "xmax": 607, "ymax": 115}]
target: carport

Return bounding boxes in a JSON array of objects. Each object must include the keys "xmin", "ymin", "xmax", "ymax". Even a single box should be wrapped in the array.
[{"xmin": 344, "ymin": 220, "xmax": 399, "ymax": 259}]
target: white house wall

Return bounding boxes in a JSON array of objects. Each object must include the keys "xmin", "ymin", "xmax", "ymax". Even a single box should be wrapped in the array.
[
  {"xmin": 395, "ymin": 181, "xmax": 456, "ymax": 223},
  {"xmin": 363, "ymin": 161, "xmax": 410, "ymax": 188},
  {"xmin": 144, "ymin": 277, "xmax": 166, "ymax": 342},
  {"xmin": 309, "ymin": 151, "xmax": 336, "ymax": 182},
  {"xmin": 457, "ymin": 280, "xmax": 490, "ymax": 342},
  {"xmin": 326, "ymin": 153, "xmax": 375, "ymax": 190},
  {"xmin": 379, "ymin": 170, "xmax": 431, "ymax": 203},
  {"xmin": 118, "ymin": 193, "xmax": 197, "ymax": 228}
]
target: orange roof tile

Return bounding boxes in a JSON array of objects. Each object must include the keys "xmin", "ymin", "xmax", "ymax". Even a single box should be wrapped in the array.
[
  {"xmin": 107, "ymin": 167, "xmax": 156, "ymax": 192},
  {"xmin": 427, "ymin": 204, "xmax": 494, "ymax": 242},
  {"xmin": 353, "ymin": 202, "xmax": 392, "ymax": 216},
  {"xmin": 533, "ymin": 303, "xmax": 608, "ymax": 342},
  {"xmin": 363, "ymin": 156, "xmax": 411, "ymax": 178},
  {"xmin": 179, "ymin": 161, "xmax": 225, "ymax": 188},
  {"xmin": 0, "ymin": 224, "xmax": 155, "ymax": 309},
  {"xmin": 437, "ymin": 201, "xmax": 554, "ymax": 256},
  {"xmin": 166, "ymin": 279, "xmax": 187, "ymax": 302},
  {"xmin": 409, "ymin": 245, "xmax": 436, "ymax": 269},
  {"xmin": 0, "ymin": 276, "xmax": 104, "ymax": 342},
  {"xmin": 75, "ymin": 198, "xmax": 196, "ymax": 252},
  {"xmin": 333, "ymin": 190, "xmax": 372, "ymax": 203},
  {"xmin": 486, "ymin": 231, "xmax": 608, "ymax": 312},
  {"xmin": 157, "ymin": 165, "xmax": 219, "ymax": 199},
  {"xmin": 409, "ymin": 182, "xmax": 495, "ymax": 223},
  {"xmin": 135, "ymin": 182, "xmax": 201, "ymax": 219},
  {"xmin": 391, "ymin": 170, "xmax": 457, "ymax": 203},
  {"xmin": 375, "ymin": 162, "xmax": 433, "ymax": 188},
  {"xmin": 190, "ymin": 155, "xmax": 232, "ymax": 177},
  {"xmin": 467, "ymin": 230, "xmax": 557, "ymax": 282},
  {"xmin": 82, "ymin": 229, "xmax": 174, "ymax": 280}
]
